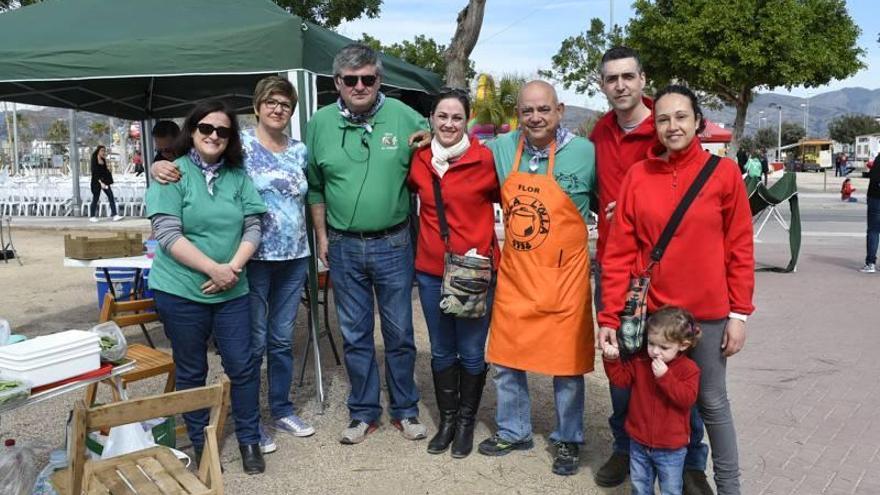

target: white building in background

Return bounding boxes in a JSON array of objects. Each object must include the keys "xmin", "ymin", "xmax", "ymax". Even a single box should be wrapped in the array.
[{"xmin": 854, "ymin": 133, "xmax": 880, "ymax": 168}]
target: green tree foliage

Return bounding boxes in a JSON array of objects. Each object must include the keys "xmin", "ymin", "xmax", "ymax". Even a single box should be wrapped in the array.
[
  {"xmin": 754, "ymin": 127, "xmax": 778, "ymax": 150},
  {"xmin": 275, "ymin": 0, "xmax": 381, "ymax": 29},
  {"xmin": 46, "ymin": 119, "xmax": 69, "ymax": 143},
  {"xmin": 88, "ymin": 121, "xmax": 110, "ymax": 145},
  {"xmin": 472, "ymin": 74, "xmax": 524, "ymax": 131},
  {"xmin": 737, "ymin": 135, "xmax": 756, "ymax": 155},
  {"xmin": 360, "ymin": 33, "xmax": 475, "ymax": 84},
  {"xmin": 781, "ymin": 122, "xmax": 805, "ymax": 146},
  {"xmin": 827, "ymin": 114, "xmax": 880, "ymax": 145},
  {"xmin": 627, "ymin": 0, "xmax": 863, "ymax": 155},
  {"xmin": 539, "ymin": 19, "xmax": 626, "ymax": 98}
]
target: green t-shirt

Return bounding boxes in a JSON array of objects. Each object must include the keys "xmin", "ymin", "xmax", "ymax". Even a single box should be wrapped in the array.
[
  {"xmin": 487, "ymin": 130, "xmax": 597, "ymax": 221},
  {"xmin": 306, "ymin": 97, "xmax": 428, "ymax": 231},
  {"xmin": 145, "ymin": 155, "xmax": 267, "ymax": 303}
]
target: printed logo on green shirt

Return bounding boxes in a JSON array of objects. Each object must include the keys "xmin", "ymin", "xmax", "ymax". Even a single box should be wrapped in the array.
[{"xmin": 381, "ymin": 133, "xmax": 399, "ymax": 150}]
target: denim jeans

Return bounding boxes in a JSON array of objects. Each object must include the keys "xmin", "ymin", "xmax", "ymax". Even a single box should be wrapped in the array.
[
  {"xmin": 90, "ymin": 183, "xmax": 117, "ymax": 217},
  {"xmin": 493, "ymin": 365, "xmax": 585, "ymax": 444},
  {"xmin": 327, "ymin": 227, "xmax": 419, "ymax": 423},
  {"xmin": 866, "ymin": 197, "xmax": 880, "ymax": 265},
  {"xmin": 630, "ymin": 441, "xmax": 686, "ymax": 495},
  {"xmin": 154, "ymin": 290, "xmax": 260, "ymax": 447},
  {"xmin": 248, "ymin": 258, "xmax": 308, "ymax": 420},
  {"xmin": 415, "ymin": 271, "xmax": 492, "ymax": 374}
]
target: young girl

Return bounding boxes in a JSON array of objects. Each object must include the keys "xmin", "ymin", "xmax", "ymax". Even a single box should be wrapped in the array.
[
  {"xmin": 841, "ymin": 178, "xmax": 857, "ymax": 202},
  {"xmin": 603, "ymin": 306, "xmax": 702, "ymax": 495}
]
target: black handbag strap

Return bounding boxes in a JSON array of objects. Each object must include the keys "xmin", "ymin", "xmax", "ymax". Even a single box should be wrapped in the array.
[
  {"xmin": 650, "ymin": 155, "xmax": 721, "ymax": 264},
  {"xmin": 431, "ymin": 175, "xmax": 451, "ymax": 247}
]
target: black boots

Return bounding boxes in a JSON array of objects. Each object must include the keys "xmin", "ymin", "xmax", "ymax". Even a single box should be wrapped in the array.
[
  {"xmin": 451, "ymin": 367, "xmax": 487, "ymax": 458},
  {"xmin": 427, "ymin": 364, "xmax": 460, "ymax": 454}
]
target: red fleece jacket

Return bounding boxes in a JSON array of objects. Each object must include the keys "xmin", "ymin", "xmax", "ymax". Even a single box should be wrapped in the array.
[
  {"xmin": 604, "ymin": 353, "xmax": 700, "ymax": 449},
  {"xmin": 590, "ymin": 97, "xmax": 658, "ymax": 262},
  {"xmin": 408, "ymin": 137, "xmax": 500, "ymax": 277},
  {"xmin": 598, "ymin": 138, "xmax": 755, "ymax": 328}
]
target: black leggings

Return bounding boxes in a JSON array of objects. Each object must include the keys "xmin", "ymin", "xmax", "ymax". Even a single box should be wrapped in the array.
[{"xmin": 90, "ymin": 184, "xmax": 118, "ymax": 217}]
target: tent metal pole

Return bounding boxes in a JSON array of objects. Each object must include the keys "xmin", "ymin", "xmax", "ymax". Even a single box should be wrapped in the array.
[
  {"xmin": 69, "ymin": 109, "xmax": 81, "ymax": 213},
  {"xmin": 12, "ymin": 102, "xmax": 19, "ymax": 175},
  {"xmin": 142, "ymin": 119, "xmax": 153, "ymax": 188},
  {"xmin": 291, "ymin": 69, "xmax": 326, "ymax": 412}
]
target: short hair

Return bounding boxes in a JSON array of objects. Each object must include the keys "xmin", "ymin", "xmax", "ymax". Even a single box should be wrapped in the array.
[
  {"xmin": 253, "ymin": 75, "xmax": 297, "ymax": 113},
  {"xmin": 653, "ymin": 84, "xmax": 707, "ymax": 134},
  {"xmin": 152, "ymin": 120, "xmax": 180, "ymax": 139},
  {"xmin": 174, "ymin": 99, "xmax": 244, "ymax": 167},
  {"xmin": 432, "ymin": 87, "xmax": 471, "ymax": 121},
  {"xmin": 600, "ymin": 46, "xmax": 643, "ymax": 74},
  {"xmin": 647, "ymin": 306, "xmax": 702, "ymax": 347},
  {"xmin": 333, "ymin": 43, "xmax": 383, "ymax": 77}
]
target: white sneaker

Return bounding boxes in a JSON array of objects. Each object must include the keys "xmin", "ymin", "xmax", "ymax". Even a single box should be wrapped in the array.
[
  {"xmin": 88, "ymin": 217, "xmax": 99, "ymax": 223},
  {"xmin": 274, "ymin": 414, "xmax": 315, "ymax": 437},
  {"xmin": 112, "ymin": 215, "xmax": 124, "ymax": 222},
  {"xmin": 860, "ymin": 263, "xmax": 876, "ymax": 273}
]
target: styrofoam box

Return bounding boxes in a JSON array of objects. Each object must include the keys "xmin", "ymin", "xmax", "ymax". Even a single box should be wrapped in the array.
[{"xmin": 0, "ymin": 330, "xmax": 101, "ymax": 387}]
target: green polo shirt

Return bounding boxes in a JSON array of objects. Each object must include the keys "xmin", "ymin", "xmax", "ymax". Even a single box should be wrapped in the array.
[
  {"xmin": 487, "ymin": 130, "xmax": 597, "ymax": 222},
  {"xmin": 146, "ymin": 155, "xmax": 267, "ymax": 303},
  {"xmin": 306, "ymin": 97, "xmax": 427, "ymax": 231}
]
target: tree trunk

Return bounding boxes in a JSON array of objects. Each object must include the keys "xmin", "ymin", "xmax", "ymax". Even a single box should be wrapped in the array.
[
  {"xmin": 729, "ymin": 88, "xmax": 752, "ymax": 159},
  {"xmin": 443, "ymin": 0, "xmax": 486, "ymax": 88}
]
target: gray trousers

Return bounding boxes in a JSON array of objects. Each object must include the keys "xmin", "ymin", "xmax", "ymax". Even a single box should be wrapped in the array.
[{"xmin": 691, "ymin": 318, "xmax": 741, "ymax": 495}]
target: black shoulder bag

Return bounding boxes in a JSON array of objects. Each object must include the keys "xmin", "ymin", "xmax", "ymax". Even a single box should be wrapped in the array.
[
  {"xmin": 431, "ymin": 176, "xmax": 493, "ymax": 319},
  {"xmin": 619, "ymin": 155, "xmax": 721, "ymax": 355}
]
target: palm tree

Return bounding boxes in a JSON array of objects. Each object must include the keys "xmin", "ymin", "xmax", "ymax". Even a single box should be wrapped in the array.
[{"xmin": 471, "ymin": 73, "xmax": 524, "ymax": 135}]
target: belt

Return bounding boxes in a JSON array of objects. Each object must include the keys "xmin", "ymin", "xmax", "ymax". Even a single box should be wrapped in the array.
[{"xmin": 329, "ymin": 220, "xmax": 409, "ymax": 240}]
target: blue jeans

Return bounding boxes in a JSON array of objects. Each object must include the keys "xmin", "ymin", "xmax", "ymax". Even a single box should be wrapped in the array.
[
  {"xmin": 327, "ymin": 227, "xmax": 419, "ymax": 423},
  {"xmin": 630, "ymin": 441, "xmax": 686, "ymax": 495},
  {"xmin": 867, "ymin": 197, "xmax": 880, "ymax": 265},
  {"xmin": 493, "ymin": 365, "xmax": 585, "ymax": 444},
  {"xmin": 248, "ymin": 258, "xmax": 308, "ymax": 420},
  {"xmin": 415, "ymin": 271, "xmax": 492, "ymax": 374},
  {"xmin": 154, "ymin": 290, "xmax": 260, "ymax": 447}
]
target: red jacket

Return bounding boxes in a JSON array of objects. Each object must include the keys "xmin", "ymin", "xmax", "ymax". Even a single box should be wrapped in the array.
[
  {"xmin": 841, "ymin": 182, "xmax": 855, "ymax": 200},
  {"xmin": 590, "ymin": 97, "xmax": 658, "ymax": 262},
  {"xmin": 604, "ymin": 353, "xmax": 700, "ymax": 449},
  {"xmin": 408, "ymin": 137, "xmax": 500, "ymax": 277},
  {"xmin": 598, "ymin": 138, "xmax": 755, "ymax": 328}
]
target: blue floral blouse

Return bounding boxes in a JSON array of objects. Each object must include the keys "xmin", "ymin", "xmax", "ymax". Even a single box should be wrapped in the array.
[{"xmin": 242, "ymin": 128, "xmax": 310, "ymax": 261}]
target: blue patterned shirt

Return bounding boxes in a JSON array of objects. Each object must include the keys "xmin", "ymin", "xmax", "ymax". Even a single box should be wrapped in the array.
[{"xmin": 241, "ymin": 129, "xmax": 310, "ymax": 261}]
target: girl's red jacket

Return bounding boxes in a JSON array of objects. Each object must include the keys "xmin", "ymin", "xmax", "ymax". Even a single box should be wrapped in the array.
[
  {"xmin": 598, "ymin": 138, "xmax": 755, "ymax": 328},
  {"xmin": 604, "ymin": 353, "xmax": 700, "ymax": 449}
]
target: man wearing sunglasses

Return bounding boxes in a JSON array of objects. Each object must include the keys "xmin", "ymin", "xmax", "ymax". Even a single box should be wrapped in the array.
[{"xmin": 306, "ymin": 43, "xmax": 429, "ymax": 446}]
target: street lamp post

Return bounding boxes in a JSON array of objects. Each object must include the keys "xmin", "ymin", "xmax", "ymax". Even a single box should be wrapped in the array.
[
  {"xmin": 770, "ymin": 103, "xmax": 783, "ymax": 164},
  {"xmin": 800, "ymin": 100, "xmax": 809, "ymax": 138}
]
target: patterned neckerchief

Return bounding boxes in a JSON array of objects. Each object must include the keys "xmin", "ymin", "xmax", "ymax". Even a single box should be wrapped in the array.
[
  {"xmin": 524, "ymin": 127, "xmax": 575, "ymax": 171},
  {"xmin": 188, "ymin": 148, "xmax": 225, "ymax": 196},
  {"xmin": 338, "ymin": 92, "xmax": 386, "ymax": 134}
]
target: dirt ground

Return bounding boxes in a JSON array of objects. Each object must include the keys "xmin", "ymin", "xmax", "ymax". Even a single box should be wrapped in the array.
[{"xmin": 0, "ymin": 227, "xmax": 623, "ymax": 495}]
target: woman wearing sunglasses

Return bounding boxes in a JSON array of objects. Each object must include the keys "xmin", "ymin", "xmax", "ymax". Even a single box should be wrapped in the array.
[
  {"xmin": 407, "ymin": 88, "xmax": 500, "ymax": 458},
  {"xmin": 146, "ymin": 99, "xmax": 268, "ymax": 475},
  {"xmin": 151, "ymin": 77, "xmax": 316, "ymax": 455}
]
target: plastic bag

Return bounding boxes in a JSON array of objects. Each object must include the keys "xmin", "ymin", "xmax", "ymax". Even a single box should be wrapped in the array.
[
  {"xmin": 89, "ymin": 321, "xmax": 128, "ymax": 363},
  {"xmin": 101, "ymin": 422, "xmax": 155, "ymax": 460},
  {"xmin": 0, "ymin": 441, "xmax": 38, "ymax": 495}
]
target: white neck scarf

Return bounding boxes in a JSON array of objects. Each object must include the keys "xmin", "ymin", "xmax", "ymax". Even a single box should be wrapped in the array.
[{"xmin": 430, "ymin": 134, "xmax": 470, "ymax": 178}]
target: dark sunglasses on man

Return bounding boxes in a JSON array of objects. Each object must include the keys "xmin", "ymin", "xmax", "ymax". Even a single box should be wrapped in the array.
[
  {"xmin": 196, "ymin": 123, "xmax": 232, "ymax": 139},
  {"xmin": 338, "ymin": 74, "xmax": 378, "ymax": 88}
]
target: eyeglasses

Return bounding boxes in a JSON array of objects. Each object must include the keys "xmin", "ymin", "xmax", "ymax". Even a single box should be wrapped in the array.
[
  {"xmin": 196, "ymin": 123, "xmax": 232, "ymax": 139},
  {"xmin": 338, "ymin": 74, "xmax": 378, "ymax": 88},
  {"xmin": 264, "ymin": 98, "xmax": 293, "ymax": 113}
]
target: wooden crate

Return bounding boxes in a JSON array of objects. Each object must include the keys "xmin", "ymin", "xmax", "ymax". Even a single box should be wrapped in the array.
[{"xmin": 64, "ymin": 233, "xmax": 143, "ymax": 260}]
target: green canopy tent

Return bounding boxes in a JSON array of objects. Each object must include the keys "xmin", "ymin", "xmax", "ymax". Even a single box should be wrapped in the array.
[
  {"xmin": 746, "ymin": 172, "xmax": 801, "ymax": 273},
  {"xmin": 0, "ymin": 0, "xmax": 443, "ymax": 408}
]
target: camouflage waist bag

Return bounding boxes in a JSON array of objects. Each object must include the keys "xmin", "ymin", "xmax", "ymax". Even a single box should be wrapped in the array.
[{"xmin": 439, "ymin": 252, "xmax": 492, "ymax": 319}]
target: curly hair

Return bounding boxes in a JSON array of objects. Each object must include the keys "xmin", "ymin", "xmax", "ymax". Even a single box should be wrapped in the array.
[{"xmin": 647, "ymin": 306, "xmax": 702, "ymax": 348}]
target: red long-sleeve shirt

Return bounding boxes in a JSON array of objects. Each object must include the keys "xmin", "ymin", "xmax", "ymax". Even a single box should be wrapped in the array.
[
  {"xmin": 408, "ymin": 138, "xmax": 500, "ymax": 277},
  {"xmin": 598, "ymin": 138, "xmax": 755, "ymax": 328},
  {"xmin": 590, "ymin": 98, "xmax": 657, "ymax": 263},
  {"xmin": 604, "ymin": 354, "xmax": 700, "ymax": 449}
]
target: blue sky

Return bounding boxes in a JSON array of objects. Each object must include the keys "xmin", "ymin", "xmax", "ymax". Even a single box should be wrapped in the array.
[{"xmin": 337, "ymin": 0, "xmax": 880, "ymax": 110}]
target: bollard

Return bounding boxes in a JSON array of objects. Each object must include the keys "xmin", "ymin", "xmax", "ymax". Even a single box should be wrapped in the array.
[{"xmin": 823, "ymin": 169, "xmax": 827, "ymax": 192}]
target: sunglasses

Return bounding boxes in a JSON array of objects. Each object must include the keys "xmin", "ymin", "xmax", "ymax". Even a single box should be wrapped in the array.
[
  {"xmin": 338, "ymin": 74, "xmax": 378, "ymax": 87},
  {"xmin": 196, "ymin": 123, "xmax": 232, "ymax": 139}
]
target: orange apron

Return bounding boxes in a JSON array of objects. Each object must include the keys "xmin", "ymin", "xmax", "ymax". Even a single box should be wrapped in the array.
[{"xmin": 486, "ymin": 138, "xmax": 595, "ymax": 376}]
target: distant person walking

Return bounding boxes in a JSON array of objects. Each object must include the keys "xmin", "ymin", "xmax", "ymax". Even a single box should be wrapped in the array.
[
  {"xmin": 89, "ymin": 145, "xmax": 123, "ymax": 222},
  {"xmin": 861, "ymin": 152, "xmax": 880, "ymax": 273}
]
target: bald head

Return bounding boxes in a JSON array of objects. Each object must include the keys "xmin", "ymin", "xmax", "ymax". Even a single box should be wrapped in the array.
[{"xmin": 517, "ymin": 80, "xmax": 564, "ymax": 148}]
